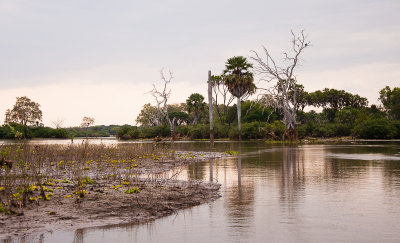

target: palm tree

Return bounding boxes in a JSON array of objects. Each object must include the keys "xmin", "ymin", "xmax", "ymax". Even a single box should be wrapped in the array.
[
  {"xmin": 223, "ymin": 56, "xmax": 256, "ymax": 140},
  {"xmin": 186, "ymin": 93, "xmax": 206, "ymax": 125}
]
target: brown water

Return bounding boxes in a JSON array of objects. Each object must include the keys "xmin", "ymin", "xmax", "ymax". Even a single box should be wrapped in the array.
[{"xmin": 3, "ymin": 141, "xmax": 400, "ymax": 242}]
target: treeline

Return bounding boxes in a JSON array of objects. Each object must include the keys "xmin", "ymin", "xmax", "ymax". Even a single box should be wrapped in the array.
[
  {"xmin": 0, "ymin": 123, "xmax": 122, "ymax": 139},
  {"xmin": 66, "ymin": 125, "xmax": 120, "ymax": 138},
  {"xmin": 117, "ymin": 86, "xmax": 400, "ymax": 140}
]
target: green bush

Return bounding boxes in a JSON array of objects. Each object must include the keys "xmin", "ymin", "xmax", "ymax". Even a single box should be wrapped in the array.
[
  {"xmin": 116, "ymin": 125, "xmax": 131, "ymax": 139},
  {"xmin": 312, "ymin": 123, "xmax": 335, "ymax": 137},
  {"xmin": 263, "ymin": 121, "xmax": 285, "ymax": 139},
  {"xmin": 241, "ymin": 122, "xmax": 263, "ymax": 139},
  {"xmin": 228, "ymin": 126, "xmax": 238, "ymax": 140},
  {"xmin": 51, "ymin": 128, "xmax": 69, "ymax": 138},
  {"xmin": 2, "ymin": 123, "xmax": 32, "ymax": 139},
  {"xmin": 352, "ymin": 118, "xmax": 398, "ymax": 139},
  {"xmin": 297, "ymin": 122, "xmax": 316, "ymax": 138},
  {"xmin": 188, "ymin": 124, "xmax": 209, "ymax": 139},
  {"xmin": 116, "ymin": 125, "xmax": 140, "ymax": 140},
  {"xmin": 138, "ymin": 125, "xmax": 170, "ymax": 138},
  {"xmin": 393, "ymin": 120, "xmax": 400, "ymax": 138},
  {"xmin": 31, "ymin": 126, "xmax": 52, "ymax": 138},
  {"xmin": 0, "ymin": 125, "xmax": 14, "ymax": 139},
  {"xmin": 214, "ymin": 124, "xmax": 230, "ymax": 138},
  {"xmin": 175, "ymin": 126, "xmax": 190, "ymax": 137}
]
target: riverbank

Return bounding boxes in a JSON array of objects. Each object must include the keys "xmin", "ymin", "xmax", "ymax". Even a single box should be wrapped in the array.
[
  {"xmin": 0, "ymin": 179, "xmax": 221, "ymax": 239},
  {"xmin": 0, "ymin": 144, "xmax": 226, "ymax": 239}
]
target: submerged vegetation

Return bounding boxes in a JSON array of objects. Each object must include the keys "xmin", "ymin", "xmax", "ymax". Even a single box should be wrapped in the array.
[
  {"xmin": 0, "ymin": 142, "xmax": 219, "ymax": 215},
  {"xmin": 0, "ymin": 143, "xmax": 223, "ymax": 237}
]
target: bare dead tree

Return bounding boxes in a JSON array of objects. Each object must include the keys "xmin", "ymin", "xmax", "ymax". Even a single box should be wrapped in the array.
[
  {"xmin": 51, "ymin": 118, "xmax": 64, "ymax": 129},
  {"xmin": 149, "ymin": 69, "xmax": 176, "ymax": 138},
  {"xmin": 251, "ymin": 30, "xmax": 310, "ymax": 141}
]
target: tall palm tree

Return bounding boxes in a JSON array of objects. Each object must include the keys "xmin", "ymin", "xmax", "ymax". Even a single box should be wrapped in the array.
[
  {"xmin": 223, "ymin": 56, "xmax": 256, "ymax": 140},
  {"xmin": 186, "ymin": 93, "xmax": 206, "ymax": 125}
]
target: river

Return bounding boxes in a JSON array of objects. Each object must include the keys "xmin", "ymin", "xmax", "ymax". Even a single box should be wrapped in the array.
[{"xmin": 3, "ymin": 140, "xmax": 400, "ymax": 242}]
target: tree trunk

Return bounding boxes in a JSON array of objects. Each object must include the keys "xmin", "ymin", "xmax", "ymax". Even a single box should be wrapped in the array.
[
  {"xmin": 191, "ymin": 113, "xmax": 198, "ymax": 125},
  {"xmin": 237, "ymin": 97, "xmax": 242, "ymax": 141},
  {"xmin": 208, "ymin": 71, "xmax": 214, "ymax": 144},
  {"xmin": 282, "ymin": 128, "xmax": 298, "ymax": 141},
  {"xmin": 167, "ymin": 117, "xmax": 176, "ymax": 140}
]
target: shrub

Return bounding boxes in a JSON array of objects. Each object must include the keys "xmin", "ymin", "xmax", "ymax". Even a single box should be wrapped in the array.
[
  {"xmin": 175, "ymin": 126, "xmax": 190, "ymax": 137},
  {"xmin": 124, "ymin": 187, "xmax": 140, "ymax": 194},
  {"xmin": 352, "ymin": 118, "xmax": 397, "ymax": 139},
  {"xmin": 117, "ymin": 125, "xmax": 140, "ymax": 140},
  {"xmin": 51, "ymin": 128, "xmax": 69, "ymax": 138},
  {"xmin": 265, "ymin": 121, "xmax": 285, "ymax": 139},
  {"xmin": 188, "ymin": 124, "xmax": 209, "ymax": 139},
  {"xmin": 241, "ymin": 122, "xmax": 263, "ymax": 139},
  {"xmin": 214, "ymin": 124, "xmax": 230, "ymax": 139}
]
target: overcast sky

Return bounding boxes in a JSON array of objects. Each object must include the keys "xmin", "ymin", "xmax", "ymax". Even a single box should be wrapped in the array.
[{"xmin": 0, "ymin": 0, "xmax": 399, "ymax": 127}]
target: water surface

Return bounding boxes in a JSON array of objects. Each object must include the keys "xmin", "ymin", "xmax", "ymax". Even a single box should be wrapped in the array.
[{"xmin": 3, "ymin": 141, "xmax": 400, "ymax": 242}]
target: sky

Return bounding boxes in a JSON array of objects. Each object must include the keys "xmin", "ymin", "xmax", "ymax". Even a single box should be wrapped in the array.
[{"xmin": 0, "ymin": 0, "xmax": 399, "ymax": 127}]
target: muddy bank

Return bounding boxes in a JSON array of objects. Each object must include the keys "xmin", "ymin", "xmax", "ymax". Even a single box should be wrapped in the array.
[
  {"xmin": 0, "ymin": 179, "xmax": 220, "ymax": 240},
  {"xmin": 0, "ymin": 149, "xmax": 227, "ymax": 240}
]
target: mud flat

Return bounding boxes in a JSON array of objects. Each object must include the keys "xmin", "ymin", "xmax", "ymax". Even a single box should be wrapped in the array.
[{"xmin": 0, "ymin": 146, "xmax": 226, "ymax": 240}]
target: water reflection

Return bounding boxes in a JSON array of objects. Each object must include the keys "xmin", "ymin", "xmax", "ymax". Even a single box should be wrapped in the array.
[
  {"xmin": 279, "ymin": 146, "xmax": 305, "ymax": 210},
  {"xmin": 224, "ymin": 142, "xmax": 256, "ymax": 241},
  {"xmin": 3, "ymin": 142, "xmax": 400, "ymax": 243}
]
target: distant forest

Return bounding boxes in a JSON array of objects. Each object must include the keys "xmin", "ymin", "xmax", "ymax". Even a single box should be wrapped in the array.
[{"xmin": 1, "ymin": 86, "xmax": 399, "ymax": 140}]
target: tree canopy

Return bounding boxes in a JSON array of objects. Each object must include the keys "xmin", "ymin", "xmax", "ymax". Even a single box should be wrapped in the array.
[
  {"xmin": 186, "ymin": 93, "xmax": 206, "ymax": 125},
  {"xmin": 4, "ymin": 96, "xmax": 43, "ymax": 126},
  {"xmin": 308, "ymin": 88, "xmax": 368, "ymax": 110},
  {"xmin": 223, "ymin": 56, "xmax": 256, "ymax": 140},
  {"xmin": 379, "ymin": 86, "xmax": 400, "ymax": 120},
  {"xmin": 223, "ymin": 56, "xmax": 256, "ymax": 99}
]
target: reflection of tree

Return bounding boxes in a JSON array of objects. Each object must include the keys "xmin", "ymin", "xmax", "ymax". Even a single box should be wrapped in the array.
[
  {"xmin": 279, "ymin": 146, "xmax": 305, "ymax": 209},
  {"xmin": 322, "ymin": 144, "xmax": 398, "ymax": 180},
  {"xmin": 225, "ymin": 142, "xmax": 255, "ymax": 238},
  {"xmin": 74, "ymin": 228, "xmax": 84, "ymax": 243},
  {"xmin": 187, "ymin": 162, "xmax": 206, "ymax": 181},
  {"xmin": 382, "ymin": 159, "xmax": 400, "ymax": 201}
]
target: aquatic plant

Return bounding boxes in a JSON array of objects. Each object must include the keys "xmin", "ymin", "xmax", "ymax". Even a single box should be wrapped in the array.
[
  {"xmin": 82, "ymin": 176, "xmax": 94, "ymax": 185},
  {"xmin": 225, "ymin": 150, "xmax": 239, "ymax": 155},
  {"xmin": 124, "ymin": 187, "xmax": 140, "ymax": 194}
]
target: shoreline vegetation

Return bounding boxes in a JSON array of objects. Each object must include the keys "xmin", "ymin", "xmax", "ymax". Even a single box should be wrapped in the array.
[
  {"xmin": 1, "ymin": 86, "xmax": 400, "ymax": 142},
  {"xmin": 0, "ymin": 143, "xmax": 226, "ymax": 239}
]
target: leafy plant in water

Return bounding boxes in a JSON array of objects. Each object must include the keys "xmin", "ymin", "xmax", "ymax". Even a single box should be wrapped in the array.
[
  {"xmin": 225, "ymin": 150, "xmax": 239, "ymax": 155},
  {"xmin": 61, "ymin": 179, "xmax": 73, "ymax": 184},
  {"xmin": 124, "ymin": 187, "xmax": 140, "ymax": 194},
  {"xmin": 82, "ymin": 176, "xmax": 94, "ymax": 185}
]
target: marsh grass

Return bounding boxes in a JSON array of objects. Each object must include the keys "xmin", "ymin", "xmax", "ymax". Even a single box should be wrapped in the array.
[{"xmin": 0, "ymin": 142, "xmax": 166, "ymax": 214}]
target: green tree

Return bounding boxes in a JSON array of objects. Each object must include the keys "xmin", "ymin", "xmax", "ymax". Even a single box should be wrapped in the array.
[
  {"xmin": 241, "ymin": 100, "xmax": 278, "ymax": 123},
  {"xmin": 308, "ymin": 88, "xmax": 368, "ymax": 110},
  {"xmin": 135, "ymin": 103, "xmax": 160, "ymax": 126},
  {"xmin": 308, "ymin": 88, "xmax": 368, "ymax": 122},
  {"xmin": 168, "ymin": 111, "xmax": 189, "ymax": 126},
  {"xmin": 4, "ymin": 96, "xmax": 43, "ymax": 126},
  {"xmin": 223, "ymin": 56, "xmax": 256, "ymax": 140},
  {"xmin": 379, "ymin": 86, "xmax": 400, "ymax": 120},
  {"xmin": 186, "ymin": 93, "xmax": 206, "ymax": 125}
]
